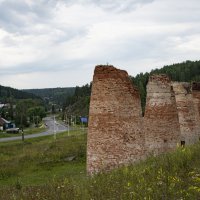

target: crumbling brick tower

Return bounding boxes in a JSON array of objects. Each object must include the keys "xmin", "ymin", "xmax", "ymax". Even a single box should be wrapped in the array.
[
  {"xmin": 144, "ymin": 75, "xmax": 181, "ymax": 155},
  {"xmin": 87, "ymin": 65, "xmax": 145, "ymax": 174},
  {"xmin": 192, "ymin": 82, "xmax": 200, "ymax": 139},
  {"xmin": 173, "ymin": 82, "xmax": 199, "ymax": 145}
]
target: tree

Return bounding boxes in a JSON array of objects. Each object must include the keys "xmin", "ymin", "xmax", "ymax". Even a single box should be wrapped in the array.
[
  {"xmin": 28, "ymin": 106, "xmax": 46, "ymax": 126},
  {"xmin": 52, "ymin": 104, "xmax": 56, "ymax": 114},
  {"xmin": 15, "ymin": 99, "xmax": 45, "ymax": 127},
  {"xmin": 16, "ymin": 101, "xmax": 27, "ymax": 141}
]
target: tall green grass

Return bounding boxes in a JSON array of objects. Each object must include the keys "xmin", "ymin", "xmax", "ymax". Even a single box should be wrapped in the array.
[
  {"xmin": 0, "ymin": 132, "xmax": 200, "ymax": 199},
  {"xmin": 0, "ymin": 130, "xmax": 87, "ymax": 186}
]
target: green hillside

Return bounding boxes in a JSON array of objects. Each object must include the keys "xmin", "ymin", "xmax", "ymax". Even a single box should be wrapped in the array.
[
  {"xmin": 24, "ymin": 87, "xmax": 75, "ymax": 105},
  {"xmin": 0, "ymin": 85, "xmax": 41, "ymax": 103}
]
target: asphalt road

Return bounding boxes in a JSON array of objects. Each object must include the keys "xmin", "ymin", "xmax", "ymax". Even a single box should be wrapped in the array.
[{"xmin": 0, "ymin": 116, "xmax": 69, "ymax": 142}]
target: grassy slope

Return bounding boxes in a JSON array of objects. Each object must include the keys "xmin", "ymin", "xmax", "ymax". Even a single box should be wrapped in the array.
[
  {"xmin": 0, "ymin": 129, "xmax": 86, "ymax": 186},
  {"xmin": 0, "ymin": 131, "xmax": 200, "ymax": 199}
]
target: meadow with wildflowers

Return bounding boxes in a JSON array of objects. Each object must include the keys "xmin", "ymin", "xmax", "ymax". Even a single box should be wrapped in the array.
[{"xmin": 0, "ymin": 130, "xmax": 200, "ymax": 199}]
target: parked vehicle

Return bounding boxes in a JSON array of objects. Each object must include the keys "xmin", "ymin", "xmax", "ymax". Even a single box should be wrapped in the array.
[{"xmin": 6, "ymin": 128, "xmax": 20, "ymax": 134}]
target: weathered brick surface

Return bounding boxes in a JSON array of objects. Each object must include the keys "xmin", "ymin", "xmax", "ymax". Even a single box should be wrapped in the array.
[
  {"xmin": 173, "ymin": 82, "xmax": 199, "ymax": 144},
  {"xmin": 144, "ymin": 75, "xmax": 181, "ymax": 155},
  {"xmin": 87, "ymin": 65, "xmax": 145, "ymax": 174},
  {"xmin": 192, "ymin": 82, "xmax": 200, "ymax": 138},
  {"xmin": 87, "ymin": 66, "xmax": 200, "ymax": 174}
]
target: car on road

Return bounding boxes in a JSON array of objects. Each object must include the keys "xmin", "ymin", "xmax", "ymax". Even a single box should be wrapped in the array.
[{"xmin": 6, "ymin": 128, "xmax": 20, "ymax": 134}]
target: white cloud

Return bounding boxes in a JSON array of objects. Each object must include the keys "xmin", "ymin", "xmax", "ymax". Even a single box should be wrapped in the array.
[
  {"xmin": 0, "ymin": 0, "xmax": 199, "ymax": 89},
  {"xmin": 0, "ymin": 66, "xmax": 92, "ymax": 89}
]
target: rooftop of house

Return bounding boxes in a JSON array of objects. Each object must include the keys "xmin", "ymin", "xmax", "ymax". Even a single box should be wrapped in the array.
[{"xmin": 0, "ymin": 117, "xmax": 10, "ymax": 126}]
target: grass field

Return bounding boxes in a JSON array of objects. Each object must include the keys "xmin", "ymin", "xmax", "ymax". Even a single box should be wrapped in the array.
[{"xmin": 0, "ymin": 130, "xmax": 200, "ymax": 199}]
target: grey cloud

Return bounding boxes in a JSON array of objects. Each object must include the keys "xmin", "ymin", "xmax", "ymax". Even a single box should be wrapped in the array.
[
  {"xmin": 52, "ymin": 28, "xmax": 88, "ymax": 44},
  {"xmin": 90, "ymin": 0, "xmax": 154, "ymax": 12},
  {"xmin": 0, "ymin": 0, "xmax": 89, "ymax": 44},
  {"xmin": 0, "ymin": 0, "xmax": 54, "ymax": 19},
  {"xmin": 61, "ymin": 0, "xmax": 154, "ymax": 12},
  {"xmin": 1, "ymin": 35, "xmax": 17, "ymax": 47},
  {"xmin": 147, "ymin": 0, "xmax": 200, "ymax": 23},
  {"xmin": 0, "ymin": 0, "xmax": 199, "ymax": 89},
  {"xmin": 0, "ymin": 58, "xmax": 86, "ymax": 76},
  {"xmin": 0, "ymin": 0, "xmax": 154, "ymax": 34},
  {"xmin": 0, "ymin": 0, "xmax": 54, "ymax": 33}
]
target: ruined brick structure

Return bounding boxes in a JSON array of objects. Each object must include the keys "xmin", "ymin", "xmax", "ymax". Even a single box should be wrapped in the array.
[
  {"xmin": 173, "ymin": 82, "xmax": 199, "ymax": 144},
  {"xmin": 144, "ymin": 75, "xmax": 180, "ymax": 155},
  {"xmin": 87, "ymin": 65, "xmax": 145, "ymax": 174},
  {"xmin": 87, "ymin": 65, "xmax": 200, "ymax": 174},
  {"xmin": 192, "ymin": 82, "xmax": 200, "ymax": 139}
]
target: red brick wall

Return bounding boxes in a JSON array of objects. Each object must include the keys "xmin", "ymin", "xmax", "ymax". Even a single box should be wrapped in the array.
[
  {"xmin": 87, "ymin": 65, "xmax": 145, "ymax": 174},
  {"xmin": 144, "ymin": 75, "xmax": 181, "ymax": 155},
  {"xmin": 173, "ymin": 82, "xmax": 199, "ymax": 144},
  {"xmin": 192, "ymin": 82, "xmax": 200, "ymax": 139},
  {"xmin": 87, "ymin": 66, "xmax": 200, "ymax": 174}
]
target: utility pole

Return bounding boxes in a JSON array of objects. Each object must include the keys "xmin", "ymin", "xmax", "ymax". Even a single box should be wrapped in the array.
[
  {"xmin": 67, "ymin": 117, "xmax": 69, "ymax": 136},
  {"xmin": 36, "ymin": 116, "xmax": 38, "ymax": 127},
  {"xmin": 75, "ymin": 115, "xmax": 76, "ymax": 131},
  {"xmin": 81, "ymin": 117, "xmax": 83, "ymax": 131},
  {"xmin": 53, "ymin": 115, "xmax": 56, "ymax": 140},
  {"xmin": 33, "ymin": 115, "xmax": 35, "ymax": 126},
  {"xmin": 20, "ymin": 113, "xmax": 24, "ymax": 142},
  {"xmin": 71, "ymin": 115, "xmax": 73, "ymax": 131}
]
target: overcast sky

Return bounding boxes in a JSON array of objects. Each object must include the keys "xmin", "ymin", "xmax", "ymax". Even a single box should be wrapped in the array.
[{"xmin": 0, "ymin": 0, "xmax": 199, "ymax": 89}]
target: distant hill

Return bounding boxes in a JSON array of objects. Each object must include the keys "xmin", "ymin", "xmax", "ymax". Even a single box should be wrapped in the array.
[
  {"xmin": 63, "ymin": 60, "xmax": 200, "ymax": 116},
  {"xmin": 0, "ymin": 85, "xmax": 41, "ymax": 103},
  {"xmin": 24, "ymin": 87, "xmax": 75, "ymax": 105}
]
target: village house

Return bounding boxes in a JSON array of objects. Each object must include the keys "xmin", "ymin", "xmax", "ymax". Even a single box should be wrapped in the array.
[{"xmin": 0, "ymin": 116, "xmax": 16, "ymax": 131}]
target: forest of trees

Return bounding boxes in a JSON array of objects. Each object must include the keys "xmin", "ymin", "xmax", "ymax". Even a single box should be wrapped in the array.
[
  {"xmin": 24, "ymin": 87, "xmax": 75, "ymax": 106},
  {"xmin": 0, "ymin": 98, "xmax": 46, "ymax": 127},
  {"xmin": 63, "ymin": 84, "xmax": 91, "ymax": 117},
  {"xmin": 63, "ymin": 60, "xmax": 200, "ymax": 116},
  {"xmin": 0, "ymin": 85, "xmax": 46, "ymax": 127},
  {"xmin": 0, "ymin": 85, "xmax": 41, "ymax": 103}
]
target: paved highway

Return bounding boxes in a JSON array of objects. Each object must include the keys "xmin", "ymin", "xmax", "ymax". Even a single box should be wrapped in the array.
[{"xmin": 0, "ymin": 116, "xmax": 69, "ymax": 142}]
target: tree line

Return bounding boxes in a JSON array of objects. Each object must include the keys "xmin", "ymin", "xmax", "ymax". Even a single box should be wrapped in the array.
[
  {"xmin": 0, "ymin": 98, "xmax": 46, "ymax": 128},
  {"xmin": 0, "ymin": 85, "xmax": 46, "ymax": 128},
  {"xmin": 24, "ymin": 87, "xmax": 75, "ymax": 106},
  {"xmin": 63, "ymin": 84, "xmax": 91, "ymax": 117},
  {"xmin": 0, "ymin": 85, "xmax": 41, "ymax": 103}
]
